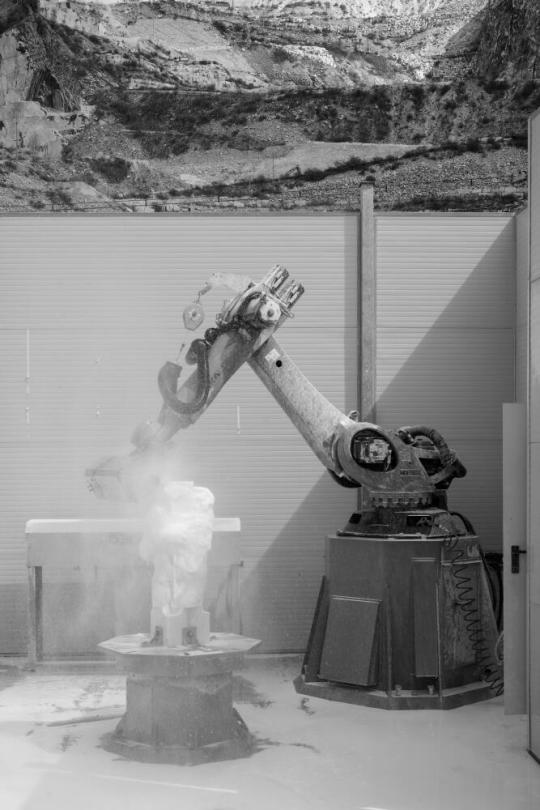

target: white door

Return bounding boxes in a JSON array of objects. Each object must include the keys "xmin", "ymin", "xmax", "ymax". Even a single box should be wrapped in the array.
[{"xmin": 503, "ymin": 404, "xmax": 527, "ymax": 715}]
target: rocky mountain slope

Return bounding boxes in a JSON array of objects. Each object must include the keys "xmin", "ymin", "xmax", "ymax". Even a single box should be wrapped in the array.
[
  {"xmin": 474, "ymin": 0, "xmax": 540, "ymax": 81},
  {"xmin": 0, "ymin": 0, "xmax": 536, "ymax": 212},
  {"xmin": 222, "ymin": 1, "xmax": 483, "ymax": 17}
]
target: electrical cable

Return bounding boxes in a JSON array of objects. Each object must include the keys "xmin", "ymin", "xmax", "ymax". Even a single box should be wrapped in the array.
[
  {"xmin": 443, "ymin": 524, "xmax": 504, "ymax": 696},
  {"xmin": 157, "ymin": 338, "xmax": 210, "ymax": 416}
]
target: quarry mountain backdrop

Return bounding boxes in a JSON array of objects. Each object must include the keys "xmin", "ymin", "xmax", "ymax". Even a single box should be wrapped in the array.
[{"xmin": 0, "ymin": 0, "xmax": 538, "ymax": 212}]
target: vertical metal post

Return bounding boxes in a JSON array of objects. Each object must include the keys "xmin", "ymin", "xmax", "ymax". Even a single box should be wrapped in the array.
[
  {"xmin": 25, "ymin": 329, "xmax": 31, "ymax": 431},
  {"xmin": 358, "ymin": 185, "xmax": 376, "ymax": 514},
  {"xmin": 435, "ymin": 578, "xmax": 444, "ymax": 697},
  {"xmin": 358, "ymin": 184, "xmax": 376, "ymax": 423},
  {"xmin": 384, "ymin": 584, "xmax": 392, "ymax": 696}
]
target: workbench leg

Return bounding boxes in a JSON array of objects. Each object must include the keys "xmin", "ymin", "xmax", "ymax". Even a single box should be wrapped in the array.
[
  {"xmin": 229, "ymin": 564, "xmax": 241, "ymax": 635},
  {"xmin": 35, "ymin": 566, "xmax": 43, "ymax": 661},
  {"xmin": 26, "ymin": 567, "xmax": 37, "ymax": 667},
  {"xmin": 26, "ymin": 566, "xmax": 43, "ymax": 667}
]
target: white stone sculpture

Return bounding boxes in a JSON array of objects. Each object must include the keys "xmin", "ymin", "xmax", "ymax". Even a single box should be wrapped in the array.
[{"xmin": 140, "ymin": 481, "xmax": 215, "ymax": 646}]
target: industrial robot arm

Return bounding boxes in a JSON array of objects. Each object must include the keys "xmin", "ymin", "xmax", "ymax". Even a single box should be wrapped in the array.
[{"xmin": 87, "ymin": 267, "xmax": 465, "ymax": 506}]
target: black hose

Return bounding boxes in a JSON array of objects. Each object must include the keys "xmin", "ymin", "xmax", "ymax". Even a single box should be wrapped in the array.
[
  {"xmin": 236, "ymin": 290, "xmax": 263, "ymax": 321},
  {"xmin": 398, "ymin": 424, "xmax": 467, "ymax": 485},
  {"xmin": 157, "ymin": 339, "xmax": 210, "ymax": 416},
  {"xmin": 448, "ymin": 510, "xmax": 476, "ymax": 536},
  {"xmin": 397, "ymin": 424, "xmax": 453, "ymax": 465}
]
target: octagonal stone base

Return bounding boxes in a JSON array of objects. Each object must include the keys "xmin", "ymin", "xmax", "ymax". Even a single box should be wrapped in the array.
[{"xmin": 99, "ymin": 632, "xmax": 261, "ymax": 764}]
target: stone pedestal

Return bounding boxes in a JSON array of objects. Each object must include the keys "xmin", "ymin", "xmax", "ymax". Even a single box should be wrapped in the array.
[{"xmin": 99, "ymin": 632, "xmax": 261, "ymax": 764}]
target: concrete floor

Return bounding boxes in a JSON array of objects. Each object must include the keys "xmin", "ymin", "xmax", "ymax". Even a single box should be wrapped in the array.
[{"xmin": 0, "ymin": 656, "xmax": 539, "ymax": 810}]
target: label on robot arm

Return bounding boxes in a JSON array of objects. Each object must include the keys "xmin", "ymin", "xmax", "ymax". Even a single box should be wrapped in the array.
[{"xmin": 265, "ymin": 348, "xmax": 281, "ymax": 366}]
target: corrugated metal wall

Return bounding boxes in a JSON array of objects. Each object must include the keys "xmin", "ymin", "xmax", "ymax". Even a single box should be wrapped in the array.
[
  {"xmin": 0, "ymin": 215, "xmax": 359, "ymax": 654},
  {"xmin": 374, "ymin": 214, "xmax": 516, "ymax": 552}
]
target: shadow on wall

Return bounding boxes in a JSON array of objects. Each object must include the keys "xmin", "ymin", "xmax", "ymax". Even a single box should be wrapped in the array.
[
  {"xmin": 373, "ymin": 219, "xmax": 515, "ymax": 552},
  {"xmin": 238, "ymin": 219, "xmax": 515, "ymax": 651},
  {"xmin": 239, "ymin": 472, "xmax": 355, "ymax": 653},
  {"xmin": 224, "ymin": 218, "xmax": 360, "ymax": 653}
]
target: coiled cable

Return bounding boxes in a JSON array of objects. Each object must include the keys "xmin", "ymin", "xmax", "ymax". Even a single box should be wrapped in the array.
[{"xmin": 444, "ymin": 523, "xmax": 504, "ymax": 697}]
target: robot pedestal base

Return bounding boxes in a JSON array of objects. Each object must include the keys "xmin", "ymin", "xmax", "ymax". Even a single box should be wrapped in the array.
[
  {"xmin": 294, "ymin": 675, "xmax": 493, "ymax": 710},
  {"xmin": 99, "ymin": 632, "xmax": 261, "ymax": 764},
  {"xmin": 297, "ymin": 534, "xmax": 502, "ymax": 710}
]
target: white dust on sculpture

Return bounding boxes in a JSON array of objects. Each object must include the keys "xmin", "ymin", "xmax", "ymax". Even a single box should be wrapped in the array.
[{"xmin": 140, "ymin": 481, "xmax": 215, "ymax": 647}]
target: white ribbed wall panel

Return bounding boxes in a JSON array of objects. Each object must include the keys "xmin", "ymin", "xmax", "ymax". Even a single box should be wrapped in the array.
[
  {"xmin": 0, "ymin": 215, "xmax": 358, "ymax": 653},
  {"xmin": 375, "ymin": 214, "xmax": 516, "ymax": 552}
]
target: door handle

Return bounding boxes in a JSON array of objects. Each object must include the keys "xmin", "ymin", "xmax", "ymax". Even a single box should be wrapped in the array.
[{"xmin": 511, "ymin": 545, "xmax": 527, "ymax": 574}]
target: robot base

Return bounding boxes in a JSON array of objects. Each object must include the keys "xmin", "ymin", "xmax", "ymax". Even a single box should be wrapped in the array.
[
  {"xmin": 297, "ymin": 533, "xmax": 502, "ymax": 710},
  {"xmin": 99, "ymin": 632, "xmax": 261, "ymax": 764},
  {"xmin": 294, "ymin": 675, "xmax": 494, "ymax": 711}
]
